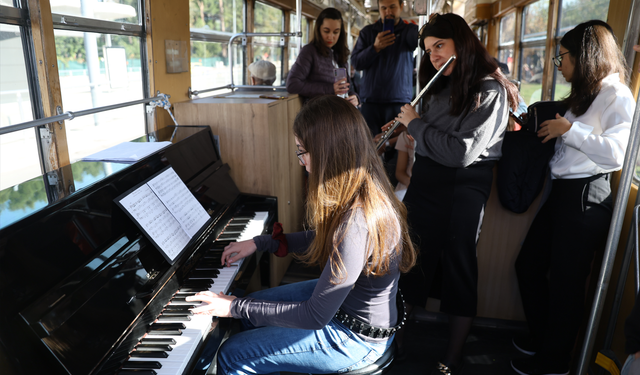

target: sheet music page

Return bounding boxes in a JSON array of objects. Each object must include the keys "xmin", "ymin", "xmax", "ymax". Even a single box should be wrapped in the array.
[
  {"xmin": 147, "ymin": 168, "xmax": 210, "ymax": 237},
  {"xmin": 119, "ymin": 184, "xmax": 191, "ymax": 261}
]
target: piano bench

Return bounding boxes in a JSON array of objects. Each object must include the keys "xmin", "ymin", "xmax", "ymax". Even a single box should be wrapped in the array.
[{"xmin": 308, "ymin": 341, "xmax": 396, "ymax": 375}]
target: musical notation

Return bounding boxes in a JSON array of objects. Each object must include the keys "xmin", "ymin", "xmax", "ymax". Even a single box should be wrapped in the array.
[
  {"xmin": 148, "ymin": 168, "xmax": 210, "ymax": 237},
  {"xmin": 117, "ymin": 167, "xmax": 210, "ymax": 262}
]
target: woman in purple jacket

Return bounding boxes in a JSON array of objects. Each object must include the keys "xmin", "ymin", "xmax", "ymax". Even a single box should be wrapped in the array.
[{"xmin": 286, "ymin": 8, "xmax": 359, "ymax": 106}]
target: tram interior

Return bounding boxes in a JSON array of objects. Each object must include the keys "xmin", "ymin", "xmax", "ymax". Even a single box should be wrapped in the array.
[{"xmin": 0, "ymin": 0, "xmax": 639, "ymax": 374}]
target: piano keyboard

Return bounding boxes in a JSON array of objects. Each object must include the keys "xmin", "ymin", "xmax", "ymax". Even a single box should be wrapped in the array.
[{"xmin": 120, "ymin": 211, "xmax": 269, "ymax": 375}]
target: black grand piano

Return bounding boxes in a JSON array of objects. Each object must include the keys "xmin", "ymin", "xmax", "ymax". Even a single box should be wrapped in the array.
[{"xmin": 0, "ymin": 126, "xmax": 278, "ymax": 375}]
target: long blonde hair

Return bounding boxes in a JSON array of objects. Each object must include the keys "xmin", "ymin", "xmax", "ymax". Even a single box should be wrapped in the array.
[{"xmin": 293, "ymin": 96, "xmax": 416, "ymax": 282}]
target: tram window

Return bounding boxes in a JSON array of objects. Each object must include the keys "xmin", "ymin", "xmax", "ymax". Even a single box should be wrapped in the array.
[
  {"xmin": 51, "ymin": 0, "xmax": 140, "ymax": 24},
  {"xmin": 519, "ymin": 46, "xmax": 545, "ymax": 105},
  {"xmin": 0, "ymin": 0, "xmax": 13, "ymax": 6},
  {"xmin": 189, "ymin": 0, "xmax": 244, "ymax": 33},
  {"xmin": 54, "ymin": 30, "xmax": 145, "ymax": 163},
  {"xmin": 191, "ymin": 41, "xmax": 244, "ymax": 93},
  {"xmin": 522, "ymin": 0, "xmax": 549, "ymax": 41},
  {"xmin": 254, "ymin": 2, "xmax": 284, "ymax": 85},
  {"xmin": 498, "ymin": 12, "xmax": 515, "ymax": 76},
  {"xmin": 557, "ymin": 0, "xmax": 609, "ymax": 36},
  {"xmin": 288, "ymin": 14, "xmax": 309, "ymax": 72},
  {"xmin": 0, "ymin": 23, "xmax": 40, "ymax": 190},
  {"xmin": 518, "ymin": 0, "xmax": 548, "ymax": 105}
]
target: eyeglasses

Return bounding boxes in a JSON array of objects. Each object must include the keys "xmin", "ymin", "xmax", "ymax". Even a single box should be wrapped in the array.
[
  {"xmin": 552, "ymin": 51, "xmax": 570, "ymax": 67},
  {"xmin": 295, "ymin": 149, "xmax": 308, "ymax": 165},
  {"xmin": 418, "ymin": 13, "xmax": 441, "ymax": 39},
  {"xmin": 418, "ymin": 13, "xmax": 453, "ymax": 51}
]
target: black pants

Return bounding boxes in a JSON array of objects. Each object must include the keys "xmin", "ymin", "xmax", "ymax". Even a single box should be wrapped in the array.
[
  {"xmin": 515, "ymin": 174, "xmax": 613, "ymax": 362},
  {"xmin": 400, "ymin": 155, "xmax": 494, "ymax": 317},
  {"xmin": 360, "ymin": 102, "xmax": 404, "ymax": 186},
  {"xmin": 360, "ymin": 102, "xmax": 404, "ymax": 136}
]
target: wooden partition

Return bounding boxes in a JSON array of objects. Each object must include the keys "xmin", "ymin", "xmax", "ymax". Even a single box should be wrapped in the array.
[{"xmin": 174, "ymin": 91, "xmax": 305, "ymax": 287}]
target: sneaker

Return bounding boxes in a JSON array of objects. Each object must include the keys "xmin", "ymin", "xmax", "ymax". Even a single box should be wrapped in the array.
[
  {"xmin": 511, "ymin": 356, "xmax": 569, "ymax": 375},
  {"xmin": 513, "ymin": 337, "xmax": 537, "ymax": 356}
]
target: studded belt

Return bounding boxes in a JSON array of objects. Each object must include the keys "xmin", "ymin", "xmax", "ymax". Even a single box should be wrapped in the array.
[{"xmin": 334, "ymin": 289, "xmax": 406, "ymax": 339}]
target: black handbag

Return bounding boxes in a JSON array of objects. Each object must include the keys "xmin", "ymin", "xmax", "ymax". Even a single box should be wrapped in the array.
[{"xmin": 497, "ymin": 101, "xmax": 567, "ymax": 213}]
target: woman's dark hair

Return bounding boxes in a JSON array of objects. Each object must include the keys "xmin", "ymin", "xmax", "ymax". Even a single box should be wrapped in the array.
[
  {"xmin": 311, "ymin": 8, "xmax": 349, "ymax": 66},
  {"xmin": 418, "ymin": 13, "xmax": 519, "ymax": 115},
  {"xmin": 560, "ymin": 20, "xmax": 627, "ymax": 117}
]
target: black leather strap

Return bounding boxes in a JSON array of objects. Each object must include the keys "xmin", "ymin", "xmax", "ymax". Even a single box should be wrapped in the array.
[{"xmin": 334, "ymin": 290, "xmax": 406, "ymax": 339}]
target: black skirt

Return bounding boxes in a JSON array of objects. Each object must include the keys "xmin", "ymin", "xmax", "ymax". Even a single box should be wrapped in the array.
[{"xmin": 400, "ymin": 154, "xmax": 494, "ymax": 317}]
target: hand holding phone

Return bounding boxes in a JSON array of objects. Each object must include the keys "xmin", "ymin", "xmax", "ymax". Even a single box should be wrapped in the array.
[
  {"xmin": 374, "ymin": 20, "xmax": 396, "ymax": 52},
  {"xmin": 333, "ymin": 68, "xmax": 348, "ymax": 98}
]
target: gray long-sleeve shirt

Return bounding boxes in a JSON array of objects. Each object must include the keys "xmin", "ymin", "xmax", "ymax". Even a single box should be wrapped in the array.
[
  {"xmin": 229, "ymin": 210, "xmax": 400, "ymax": 341},
  {"xmin": 407, "ymin": 77, "xmax": 508, "ymax": 168}
]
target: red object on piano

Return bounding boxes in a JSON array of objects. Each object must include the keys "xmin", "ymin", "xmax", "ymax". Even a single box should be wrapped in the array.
[{"xmin": 272, "ymin": 222, "xmax": 289, "ymax": 257}]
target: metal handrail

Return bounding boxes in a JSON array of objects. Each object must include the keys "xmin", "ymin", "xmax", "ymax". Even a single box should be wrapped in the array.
[
  {"xmin": 188, "ymin": 84, "xmax": 287, "ymax": 98},
  {"xmin": 0, "ymin": 94, "xmax": 168, "ymax": 136},
  {"xmin": 576, "ymin": 87, "xmax": 640, "ymax": 373}
]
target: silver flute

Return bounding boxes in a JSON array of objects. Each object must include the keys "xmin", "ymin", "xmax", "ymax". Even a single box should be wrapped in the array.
[{"xmin": 375, "ymin": 55, "xmax": 457, "ymax": 151}]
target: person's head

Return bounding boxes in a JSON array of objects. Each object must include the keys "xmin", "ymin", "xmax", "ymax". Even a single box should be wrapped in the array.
[
  {"xmin": 418, "ymin": 13, "xmax": 519, "ymax": 115},
  {"xmin": 293, "ymin": 95, "xmax": 416, "ymax": 280},
  {"xmin": 248, "ymin": 60, "xmax": 276, "ymax": 85},
  {"xmin": 558, "ymin": 20, "xmax": 627, "ymax": 116},
  {"xmin": 378, "ymin": 0, "xmax": 402, "ymax": 25},
  {"xmin": 312, "ymin": 8, "xmax": 350, "ymax": 65}
]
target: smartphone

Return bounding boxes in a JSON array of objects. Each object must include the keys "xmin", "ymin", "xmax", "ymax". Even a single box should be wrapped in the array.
[
  {"xmin": 333, "ymin": 68, "xmax": 348, "ymax": 98},
  {"xmin": 383, "ymin": 18, "xmax": 394, "ymax": 34}
]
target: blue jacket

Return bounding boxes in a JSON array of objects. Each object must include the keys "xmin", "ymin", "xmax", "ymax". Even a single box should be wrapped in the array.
[{"xmin": 351, "ymin": 19, "xmax": 418, "ymax": 103}]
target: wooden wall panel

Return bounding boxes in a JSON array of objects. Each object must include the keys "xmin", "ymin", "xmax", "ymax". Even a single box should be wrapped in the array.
[
  {"xmin": 475, "ymin": 168, "xmax": 545, "ymax": 320},
  {"xmin": 148, "ymin": 0, "xmax": 191, "ymax": 130}
]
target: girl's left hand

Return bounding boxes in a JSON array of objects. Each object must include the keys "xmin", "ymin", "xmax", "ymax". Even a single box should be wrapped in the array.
[
  {"xmin": 395, "ymin": 104, "xmax": 419, "ymax": 126},
  {"xmin": 538, "ymin": 113, "xmax": 572, "ymax": 143},
  {"xmin": 347, "ymin": 95, "xmax": 359, "ymax": 107},
  {"xmin": 186, "ymin": 291, "xmax": 236, "ymax": 317}
]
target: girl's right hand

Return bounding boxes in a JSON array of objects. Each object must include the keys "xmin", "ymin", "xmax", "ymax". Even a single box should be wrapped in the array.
[
  {"xmin": 222, "ymin": 240, "xmax": 257, "ymax": 266},
  {"xmin": 333, "ymin": 79, "xmax": 349, "ymax": 96}
]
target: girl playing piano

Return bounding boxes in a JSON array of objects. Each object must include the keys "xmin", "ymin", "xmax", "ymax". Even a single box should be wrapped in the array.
[{"xmin": 187, "ymin": 94, "xmax": 416, "ymax": 374}]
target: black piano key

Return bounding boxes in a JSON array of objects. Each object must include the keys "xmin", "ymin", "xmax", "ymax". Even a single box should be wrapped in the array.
[
  {"xmin": 212, "ymin": 240, "xmax": 232, "ymax": 247},
  {"xmin": 164, "ymin": 304, "xmax": 193, "ymax": 310},
  {"xmin": 230, "ymin": 217, "xmax": 252, "ymax": 222},
  {"xmin": 147, "ymin": 329, "xmax": 182, "ymax": 335},
  {"xmin": 118, "ymin": 370, "xmax": 157, "ymax": 375},
  {"xmin": 177, "ymin": 287, "xmax": 205, "ymax": 293},
  {"xmin": 157, "ymin": 315, "xmax": 191, "ymax": 321},
  {"xmin": 220, "ymin": 229, "xmax": 243, "ymax": 234},
  {"xmin": 188, "ymin": 270, "xmax": 220, "ymax": 278},
  {"xmin": 131, "ymin": 351, "xmax": 169, "ymax": 358},
  {"xmin": 150, "ymin": 323, "xmax": 186, "ymax": 330},
  {"xmin": 140, "ymin": 338, "xmax": 176, "ymax": 345},
  {"xmin": 161, "ymin": 310, "xmax": 193, "ymax": 316},
  {"xmin": 181, "ymin": 279, "xmax": 213, "ymax": 287},
  {"xmin": 196, "ymin": 263, "xmax": 224, "ymax": 270},
  {"xmin": 136, "ymin": 344, "xmax": 173, "ymax": 351},
  {"xmin": 218, "ymin": 234, "xmax": 238, "ymax": 240},
  {"xmin": 168, "ymin": 300, "xmax": 198, "ymax": 306},
  {"xmin": 122, "ymin": 361, "xmax": 162, "ymax": 369}
]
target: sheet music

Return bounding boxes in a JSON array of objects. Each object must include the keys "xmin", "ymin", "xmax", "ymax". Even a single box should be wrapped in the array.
[
  {"xmin": 119, "ymin": 184, "xmax": 191, "ymax": 261},
  {"xmin": 147, "ymin": 168, "xmax": 210, "ymax": 237}
]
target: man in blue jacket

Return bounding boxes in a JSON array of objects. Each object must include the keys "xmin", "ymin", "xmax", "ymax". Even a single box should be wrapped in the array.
[{"xmin": 351, "ymin": 0, "xmax": 418, "ymax": 137}]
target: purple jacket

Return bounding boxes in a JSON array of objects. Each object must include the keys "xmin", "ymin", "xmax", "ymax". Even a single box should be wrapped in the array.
[{"xmin": 286, "ymin": 43, "xmax": 356, "ymax": 101}]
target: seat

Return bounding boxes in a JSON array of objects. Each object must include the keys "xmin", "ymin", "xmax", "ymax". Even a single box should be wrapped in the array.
[{"xmin": 308, "ymin": 341, "xmax": 396, "ymax": 375}]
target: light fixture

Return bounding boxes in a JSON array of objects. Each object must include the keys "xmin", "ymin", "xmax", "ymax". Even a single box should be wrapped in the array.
[{"xmin": 403, "ymin": 0, "xmax": 409, "ymax": 13}]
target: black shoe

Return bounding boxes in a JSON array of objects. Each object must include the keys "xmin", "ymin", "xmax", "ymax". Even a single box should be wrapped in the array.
[
  {"xmin": 513, "ymin": 337, "xmax": 537, "ymax": 356},
  {"xmin": 429, "ymin": 361, "xmax": 464, "ymax": 375},
  {"xmin": 511, "ymin": 356, "xmax": 569, "ymax": 375}
]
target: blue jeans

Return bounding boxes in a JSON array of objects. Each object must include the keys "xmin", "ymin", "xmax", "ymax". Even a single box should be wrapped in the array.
[{"xmin": 216, "ymin": 279, "xmax": 394, "ymax": 375}]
